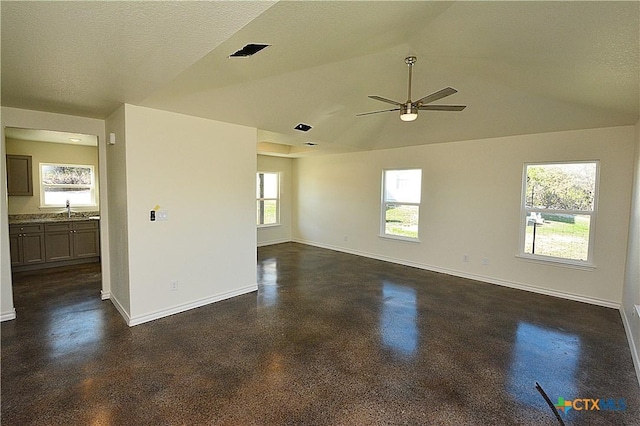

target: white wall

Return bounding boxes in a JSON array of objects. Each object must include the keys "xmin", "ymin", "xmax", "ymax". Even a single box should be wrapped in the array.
[
  {"xmin": 257, "ymin": 154, "xmax": 293, "ymax": 246},
  {"xmin": 105, "ymin": 105, "xmax": 130, "ymax": 313},
  {"xmin": 122, "ymin": 105, "xmax": 257, "ymax": 324},
  {"xmin": 622, "ymin": 120, "xmax": 640, "ymax": 385},
  {"xmin": 293, "ymin": 126, "xmax": 635, "ymax": 307},
  {"xmin": 0, "ymin": 107, "xmax": 108, "ymax": 320}
]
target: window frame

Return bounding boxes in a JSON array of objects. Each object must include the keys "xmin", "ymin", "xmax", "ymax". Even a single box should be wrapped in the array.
[
  {"xmin": 380, "ymin": 168, "xmax": 422, "ymax": 242},
  {"xmin": 39, "ymin": 162, "xmax": 97, "ymax": 208},
  {"xmin": 256, "ymin": 171, "xmax": 280, "ymax": 227},
  {"xmin": 518, "ymin": 160, "xmax": 599, "ymax": 269}
]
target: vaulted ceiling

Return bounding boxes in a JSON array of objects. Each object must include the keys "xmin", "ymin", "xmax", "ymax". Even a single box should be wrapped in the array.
[{"xmin": 2, "ymin": 1, "xmax": 638, "ymax": 156}]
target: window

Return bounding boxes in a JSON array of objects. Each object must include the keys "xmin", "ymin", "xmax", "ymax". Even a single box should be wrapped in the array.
[
  {"xmin": 381, "ymin": 169, "xmax": 422, "ymax": 240},
  {"xmin": 40, "ymin": 163, "xmax": 96, "ymax": 207},
  {"xmin": 257, "ymin": 172, "xmax": 279, "ymax": 226},
  {"xmin": 520, "ymin": 161, "xmax": 598, "ymax": 265}
]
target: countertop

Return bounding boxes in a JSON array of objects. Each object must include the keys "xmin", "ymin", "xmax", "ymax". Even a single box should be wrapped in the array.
[{"xmin": 9, "ymin": 215, "xmax": 100, "ymax": 225}]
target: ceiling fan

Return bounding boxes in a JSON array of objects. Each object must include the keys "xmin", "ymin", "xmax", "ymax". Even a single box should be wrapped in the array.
[{"xmin": 357, "ymin": 56, "xmax": 466, "ymax": 122}]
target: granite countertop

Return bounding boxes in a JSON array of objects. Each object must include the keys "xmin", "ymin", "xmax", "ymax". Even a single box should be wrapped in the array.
[{"xmin": 9, "ymin": 212, "xmax": 100, "ymax": 225}]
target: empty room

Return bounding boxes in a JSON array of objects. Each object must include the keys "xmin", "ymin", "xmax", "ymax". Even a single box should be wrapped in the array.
[{"xmin": 1, "ymin": 1, "xmax": 639, "ymax": 424}]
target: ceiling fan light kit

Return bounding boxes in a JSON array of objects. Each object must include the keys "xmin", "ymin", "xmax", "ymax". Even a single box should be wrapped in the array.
[
  {"xmin": 358, "ymin": 56, "xmax": 466, "ymax": 122},
  {"xmin": 400, "ymin": 103, "xmax": 418, "ymax": 122}
]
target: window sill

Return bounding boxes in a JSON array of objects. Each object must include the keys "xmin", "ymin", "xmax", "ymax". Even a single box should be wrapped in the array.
[
  {"xmin": 379, "ymin": 234, "xmax": 421, "ymax": 243},
  {"xmin": 515, "ymin": 254, "xmax": 595, "ymax": 271},
  {"xmin": 257, "ymin": 224, "xmax": 281, "ymax": 229}
]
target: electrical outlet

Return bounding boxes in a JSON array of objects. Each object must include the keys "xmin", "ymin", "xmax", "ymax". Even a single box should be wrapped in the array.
[
  {"xmin": 344, "ymin": 236, "xmax": 348, "ymax": 242},
  {"xmin": 156, "ymin": 210, "xmax": 169, "ymax": 221},
  {"xmin": 170, "ymin": 280, "xmax": 178, "ymax": 291},
  {"xmin": 482, "ymin": 258, "xmax": 489, "ymax": 266},
  {"xmin": 463, "ymin": 254, "xmax": 469, "ymax": 263}
]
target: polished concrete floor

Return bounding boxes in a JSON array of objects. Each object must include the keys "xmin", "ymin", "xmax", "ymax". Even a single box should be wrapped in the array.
[{"xmin": 2, "ymin": 242, "xmax": 638, "ymax": 425}]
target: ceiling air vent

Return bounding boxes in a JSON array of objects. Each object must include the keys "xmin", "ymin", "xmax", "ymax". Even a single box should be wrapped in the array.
[
  {"xmin": 229, "ymin": 43, "xmax": 270, "ymax": 58},
  {"xmin": 294, "ymin": 123, "xmax": 313, "ymax": 132}
]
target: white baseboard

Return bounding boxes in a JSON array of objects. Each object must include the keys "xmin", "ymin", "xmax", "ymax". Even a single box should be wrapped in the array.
[
  {"xmin": 620, "ymin": 308, "xmax": 640, "ymax": 387},
  {"xmin": 258, "ymin": 238, "xmax": 291, "ymax": 247},
  {"xmin": 292, "ymin": 238, "xmax": 620, "ymax": 309},
  {"xmin": 128, "ymin": 284, "xmax": 258, "ymax": 327},
  {"xmin": 0, "ymin": 309, "xmax": 16, "ymax": 322},
  {"xmin": 100, "ymin": 290, "xmax": 111, "ymax": 300},
  {"xmin": 109, "ymin": 294, "xmax": 131, "ymax": 324}
]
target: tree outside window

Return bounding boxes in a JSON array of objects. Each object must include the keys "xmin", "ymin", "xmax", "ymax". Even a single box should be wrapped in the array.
[
  {"xmin": 40, "ymin": 163, "xmax": 96, "ymax": 207},
  {"xmin": 382, "ymin": 169, "xmax": 422, "ymax": 240},
  {"xmin": 522, "ymin": 162, "xmax": 598, "ymax": 264}
]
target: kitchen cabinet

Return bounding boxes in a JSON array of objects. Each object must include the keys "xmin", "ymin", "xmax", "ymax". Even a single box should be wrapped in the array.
[
  {"xmin": 9, "ymin": 219, "xmax": 100, "ymax": 271},
  {"xmin": 45, "ymin": 220, "xmax": 100, "ymax": 262},
  {"xmin": 6, "ymin": 154, "xmax": 33, "ymax": 196},
  {"xmin": 44, "ymin": 222, "xmax": 74, "ymax": 262},
  {"xmin": 9, "ymin": 223, "xmax": 45, "ymax": 266}
]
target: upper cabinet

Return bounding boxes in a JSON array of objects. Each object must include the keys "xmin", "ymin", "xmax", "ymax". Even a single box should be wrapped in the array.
[{"xmin": 6, "ymin": 154, "xmax": 33, "ymax": 196}]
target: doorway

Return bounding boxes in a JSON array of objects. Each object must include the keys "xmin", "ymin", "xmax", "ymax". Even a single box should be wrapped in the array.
[{"xmin": 5, "ymin": 127, "xmax": 103, "ymax": 313}]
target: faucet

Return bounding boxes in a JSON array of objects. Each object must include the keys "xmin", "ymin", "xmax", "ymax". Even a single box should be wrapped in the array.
[{"xmin": 66, "ymin": 200, "xmax": 71, "ymax": 218}]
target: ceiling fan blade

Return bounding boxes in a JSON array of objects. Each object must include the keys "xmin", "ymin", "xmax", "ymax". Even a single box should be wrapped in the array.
[
  {"xmin": 356, "ymin": 108, "xmax": 401, "ymax": 116},
  {"xmin": 415, "ymin": 87, "xmax": 457, "ymax": 105},
  {"xmin": 418, "ymin": 105, "xmax": 466, "ymax": 111},
  {"xmin": 368, "ymin": 95, "xmax": 403, "ymax": 106}
]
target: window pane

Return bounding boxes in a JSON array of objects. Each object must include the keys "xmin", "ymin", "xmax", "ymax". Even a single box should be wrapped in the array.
[
  {"xmin": 42, "ymin": 165, "xmax": 92, "ymax": 185},
  {"xmin": 385, "ymin": 204, "xmax": 419, "ymax": 238},
  {"xmin": 263, "ymin": 173, "xmax": 278, "ymax": 198},
  {"xmin": 384, "ymin": 169, "xmax": 421, "ymax": 203},
  {"xmin": 257, "ymin": 173, "xmax": 278, "ymax": 198},
  {"xmin": 43, "ymin": 186, "xmax": 93, "ymax": 206},
  {"xmin": 257, "ymin": 200, "xmax": 278, "ymax": 225},
  {"xmin": 524, "ymin": 214, "xmax": 590, "ymax": 261},
  {"xmin": 525, "ymin": 163, "xmax": 596, "ymax": 210}
]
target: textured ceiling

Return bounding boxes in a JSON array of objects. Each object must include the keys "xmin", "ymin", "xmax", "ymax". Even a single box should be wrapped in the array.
[
  {"xmin": 5, "ymin": 127, "xmax": 97, "ymax": 147},
  {"xmin": 2, "ymin": 1, "xmax": 638, "ymax": 156},
  {"xmin": 1, "ymin": 1, "xmax": 275, "ymax": 118}
]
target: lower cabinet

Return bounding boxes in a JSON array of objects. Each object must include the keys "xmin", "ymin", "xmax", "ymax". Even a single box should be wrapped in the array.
[
  {"xmin": 9, "ymin": 224, "xmax": 45, "ymax": 267},
  {"xmin": 45, "ymin": 221, "xmax": 100, "ymax": 262},
  {"xmin": 73, "ymin": 221, "xmax": 101, "ymax": 258},
  {"xmin": 9, "ymin": 220, "xmax": 100, "ymax": 271},
  {"xmin": 45, "ymin": 222, "xmax": 74, "ymax": 262}
]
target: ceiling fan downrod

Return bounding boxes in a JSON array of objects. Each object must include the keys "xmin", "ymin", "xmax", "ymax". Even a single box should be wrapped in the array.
[{"xmin": 405, "ymin": 56, "xmax": 417, "ymax": 103}]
